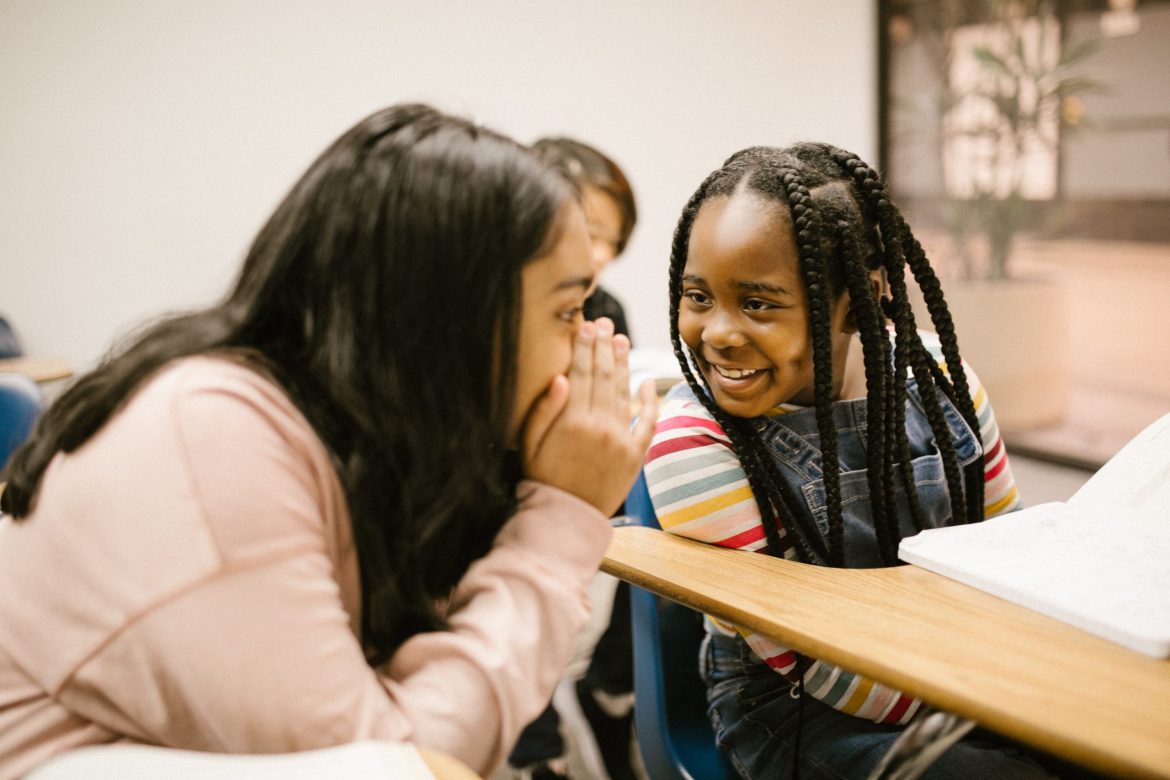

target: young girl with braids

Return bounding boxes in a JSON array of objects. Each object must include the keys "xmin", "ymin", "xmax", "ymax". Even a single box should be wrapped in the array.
[{"xmin": 642, "ymin": 143, "xmax": 1075, "ymax": 778}]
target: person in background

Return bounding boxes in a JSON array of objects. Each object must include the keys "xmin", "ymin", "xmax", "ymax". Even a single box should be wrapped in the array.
[
  {"xmin": 533, "ymin": 137, "xmax": 636, "ymax": 338},
  {"xmin": 505, "ymin": 137, "xmax": 640, "ymax": 780},
  {"xmin": 0, "ymin": 104, "xmax": 657, "ymax": 780}
]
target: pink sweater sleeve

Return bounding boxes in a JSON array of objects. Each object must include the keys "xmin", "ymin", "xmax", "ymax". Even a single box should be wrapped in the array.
[
  {"xmin": 18, "ymin": 361, "xmax": 612, "ymax": 777},
  {"xmin": 385, "ymin": 483, "xmax": 613, "ymax": 770}
]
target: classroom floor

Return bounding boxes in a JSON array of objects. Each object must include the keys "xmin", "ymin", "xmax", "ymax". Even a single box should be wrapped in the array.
[{"xmin": 492, "ymin": 453, "xmax": 1092, "ymax": 780}]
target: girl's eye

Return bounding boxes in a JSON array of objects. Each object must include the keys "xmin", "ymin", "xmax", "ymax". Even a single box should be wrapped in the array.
[
  {"xmin": 683, "ymin": 290, "xmax": 710, "ymax": 306},
  {"xmin": 558, "ymin": 306, "xmax": 584, "ymax": 323},
  {"xmin": 743, "ymin": 298, "xmax": 775, "ymax": 313}
]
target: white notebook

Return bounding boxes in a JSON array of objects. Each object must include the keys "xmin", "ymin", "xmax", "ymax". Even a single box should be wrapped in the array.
[{"xmin": 899, "ymin": 411, "xmax": 1170, "ymax": 658}]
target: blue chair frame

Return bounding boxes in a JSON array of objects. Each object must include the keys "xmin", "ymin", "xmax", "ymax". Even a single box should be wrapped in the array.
[
  {"xmin": 1, "ymin": 372, "xmax": 42, "ymax": 471},
  {"xmin": 625, "ymin": 471, "xmax": 733, "ymax": 780}
]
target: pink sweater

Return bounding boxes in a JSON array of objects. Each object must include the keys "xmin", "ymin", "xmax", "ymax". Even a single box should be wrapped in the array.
[{"xmin": 0, "ymin": 357, "xmax": 613, "ymax": 779}]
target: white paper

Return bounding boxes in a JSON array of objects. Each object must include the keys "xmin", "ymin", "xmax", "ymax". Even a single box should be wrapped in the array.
[
  {"xmin": 898, "ymin": 411, "xmax": 1170, "ymax": 657},
  {"xmin": 1069, "ymin": 411, "xmax": 1170, "ymax": 514}
]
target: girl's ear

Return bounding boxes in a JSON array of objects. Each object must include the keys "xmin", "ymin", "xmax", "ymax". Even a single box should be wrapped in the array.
[
  {"xmin": 838, "ymin": 290, "xmax": 860, "ymax": 335},
  {"xmin": 842, "ymin": 296, "xmax": 861, "ymax": 334},
  {"xmin": 841, "ymin": 269, "xmax": 885, "ymax": 334},
  {"xmin": 870, "ymin": 268, "xmax": 885, "ymax": 302}
]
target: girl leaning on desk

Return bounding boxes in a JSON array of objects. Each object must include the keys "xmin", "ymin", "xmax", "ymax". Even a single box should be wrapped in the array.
[
  {"xmin": 645, "ymin": 143, "xmax": 1103, "ymax": 779},
  {"xmin": 0, "ymin": 104, "xmax": 656, "ymax": 779}
]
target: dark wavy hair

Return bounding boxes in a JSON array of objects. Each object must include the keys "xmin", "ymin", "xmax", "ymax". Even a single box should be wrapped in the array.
[
  {"xmin": 1, "ymin": 103, "xmax": 572, "ymax": 662},
  {"xmin": 669, "ymin": 143, "xmax": 983, "ymax": 567}
]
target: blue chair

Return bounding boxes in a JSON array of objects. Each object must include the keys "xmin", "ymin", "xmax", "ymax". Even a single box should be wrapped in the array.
[
  {"xmin": 625, "ymin": 471, "xmax": 733, "ymax": 780},
  {"xmin": 1, "ymin": 373, "xmax": 42, "ymax": 471}
]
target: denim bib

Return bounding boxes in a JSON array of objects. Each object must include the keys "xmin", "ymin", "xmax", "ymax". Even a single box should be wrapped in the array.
[{"xmin": 675, "ymin": 379, "xmax": 982, "ymax": 568}]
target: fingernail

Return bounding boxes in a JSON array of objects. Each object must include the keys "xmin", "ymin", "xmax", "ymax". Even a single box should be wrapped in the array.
[
  {"xmin": 596, "ymin": 318, "xmax": 614, "ymax": 336},
  {"xmin": 579, "ymin": 321, "xmax": 596, "ymax": 339}
]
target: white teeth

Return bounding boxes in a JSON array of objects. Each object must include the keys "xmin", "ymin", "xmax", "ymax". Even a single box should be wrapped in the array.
[{"xmin": 713, "ymin": 365, "xmax": 760, "ymax": 380}]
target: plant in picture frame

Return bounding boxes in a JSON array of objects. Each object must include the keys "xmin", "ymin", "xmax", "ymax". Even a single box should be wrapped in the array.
[
  {"xmin": 884, "ymin": 0, "xmax": 1103, "ymax": 432},
  {"xmin": 939, "ymin": 0, "xmax": 1100, "ymax": 281}
]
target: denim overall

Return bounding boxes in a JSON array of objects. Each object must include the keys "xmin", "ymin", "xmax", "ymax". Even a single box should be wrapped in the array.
[
  {"xmin": 670, "ymin": 376, "xmax": 983, "ymax": 567},
  {"xmin": 754, "ymin": 378, "xmax": 982, "ymax": 568},
  {"xmin": 683, "ymin": 383, "xmax": 1053, "ymax": 778}
]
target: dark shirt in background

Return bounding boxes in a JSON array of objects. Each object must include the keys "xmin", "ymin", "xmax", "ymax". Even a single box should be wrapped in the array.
[{"xmin": 583, "ymin": 286, "xmax": 630, "ymax": 344}]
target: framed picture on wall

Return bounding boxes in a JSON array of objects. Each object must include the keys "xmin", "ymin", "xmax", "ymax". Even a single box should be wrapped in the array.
[{"xmin": 878, "ymin": 0, "xmax": 1170, "ymax": 466}]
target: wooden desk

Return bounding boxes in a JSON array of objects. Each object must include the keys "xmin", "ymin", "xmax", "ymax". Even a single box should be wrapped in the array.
[
  {"xmin": 0, "ymin": 357, "xmax": 73, "ymax": 384},
  {"xmin": 603, "ymin": 525, "xmax": 1170, "ymax": 779}
]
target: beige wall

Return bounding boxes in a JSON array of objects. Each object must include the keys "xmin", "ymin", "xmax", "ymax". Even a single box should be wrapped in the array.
[
  {"xmin": 1017, "ymin": 240, "xmax": 1170, "ymax": 401},
  {"xmin": 1, "ymin": 0, "xmax": 878, "ymax": 369}
]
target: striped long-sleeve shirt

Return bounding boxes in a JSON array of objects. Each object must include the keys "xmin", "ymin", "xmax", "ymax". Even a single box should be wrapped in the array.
[{"xmin": 645, "ymin": 331, "xmax": 1021, "ymax": 725}]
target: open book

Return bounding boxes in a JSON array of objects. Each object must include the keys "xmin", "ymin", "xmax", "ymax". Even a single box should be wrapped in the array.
[{"xmin": 899, "ymin": 411, "xmax": 1170, "ymax": 658}]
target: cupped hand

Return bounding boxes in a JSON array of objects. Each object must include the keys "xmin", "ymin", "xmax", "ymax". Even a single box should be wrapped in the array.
[{"xmin": 522, "ymin": 318, "xmax": 658, "ymax": 517}]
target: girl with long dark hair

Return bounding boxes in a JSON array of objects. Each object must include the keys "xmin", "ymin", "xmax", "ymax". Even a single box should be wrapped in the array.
[{"xmin": 0, "ymin": 104, "xmax": 656, "ymax": 778}]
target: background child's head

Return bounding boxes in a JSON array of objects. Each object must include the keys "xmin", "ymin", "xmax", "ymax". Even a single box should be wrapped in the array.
[
  {"xmin": 531, "ymin": 137, "xmax": 637, "ymax": 282},
  {"xmin": 668, "ymin": 142, "xmax": 982, "ymax": 566}
]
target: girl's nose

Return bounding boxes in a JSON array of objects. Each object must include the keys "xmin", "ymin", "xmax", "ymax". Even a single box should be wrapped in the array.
[{"xmin": 703, "ymin": 310, "xmax": 747, "ymax": 349}]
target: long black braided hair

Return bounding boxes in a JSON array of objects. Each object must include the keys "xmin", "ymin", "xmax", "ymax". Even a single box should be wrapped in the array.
[{"xmin": 668, "ymin": 143, "xmax": 984, "ymax": 567}]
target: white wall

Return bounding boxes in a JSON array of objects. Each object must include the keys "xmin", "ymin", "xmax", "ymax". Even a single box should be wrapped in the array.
[
  {"xmin": 1, "ymin": 0, "xmax": 877, "ymax": 368},
  {"xmin": 1065, "ymin": 6, "xmax": 1170, "ymax": 198}
]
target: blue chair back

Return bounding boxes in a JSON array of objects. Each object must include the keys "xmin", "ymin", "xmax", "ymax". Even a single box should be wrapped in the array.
[
  {"xmin": 625, "ymin": 471, "xmax": 733, "ymax": 780},
  {"xmin": 0, "ymin": 373, "xmax": 42, "ymax": 471}
]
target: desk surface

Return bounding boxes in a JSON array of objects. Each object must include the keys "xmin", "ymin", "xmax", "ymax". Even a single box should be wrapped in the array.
[
  {"xmin": 0, "ymin": 356, "xmax": 73, "ymax": 383},
  {"xmin": 603, "ymin": 525, "xmax": 1170, "ymax": 779}
]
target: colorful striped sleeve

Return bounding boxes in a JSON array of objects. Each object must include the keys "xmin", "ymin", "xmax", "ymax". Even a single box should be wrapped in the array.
[
  {"xmin": 919, "ymin": 331, "xmax": 1022, "ymax": 517},
  {"xmin": 645, "ymin": 387, "xmax": 922, "ymax": 725},
  {"xmin": 644, "ymin": 392, "xmax": 770, "ymax": 551}
]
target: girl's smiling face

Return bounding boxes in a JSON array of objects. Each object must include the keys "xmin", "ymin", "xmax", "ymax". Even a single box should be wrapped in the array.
[{"xmin": 679, "ymin": 192, "xmax": 856, "ymax": 418}]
